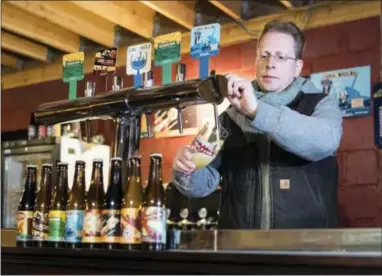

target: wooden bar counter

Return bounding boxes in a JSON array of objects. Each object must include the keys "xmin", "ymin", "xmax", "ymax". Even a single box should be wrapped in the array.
[{"xmin": 2, "ymin": 228, "xmax": 381, "ymax": 274}]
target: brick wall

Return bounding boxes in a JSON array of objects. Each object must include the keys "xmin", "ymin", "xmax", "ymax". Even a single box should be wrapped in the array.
[{"xmin": 2, "ymin": 17, "xmax": 381, "ymax": 227}]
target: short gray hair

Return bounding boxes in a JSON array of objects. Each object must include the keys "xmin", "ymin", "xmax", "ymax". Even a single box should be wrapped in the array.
[{"xmin": 258, "ymin": 20, "xmax": 306, "ymax": 59}]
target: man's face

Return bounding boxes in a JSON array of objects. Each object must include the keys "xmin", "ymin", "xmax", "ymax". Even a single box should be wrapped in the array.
[{"xmin": 255, "ymin": 31, "xmax": 303, "ymax": 92}]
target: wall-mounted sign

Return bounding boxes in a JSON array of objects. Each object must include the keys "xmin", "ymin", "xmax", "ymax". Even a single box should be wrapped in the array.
[{"xmin": 310, "ymin": 65, "xmax": 371, "ymax": 118}]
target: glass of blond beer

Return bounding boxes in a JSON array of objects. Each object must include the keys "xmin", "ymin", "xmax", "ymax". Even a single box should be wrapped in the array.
[{"xmin": 178, "ymin": 121, "xmax": 228, "ymax": 189}]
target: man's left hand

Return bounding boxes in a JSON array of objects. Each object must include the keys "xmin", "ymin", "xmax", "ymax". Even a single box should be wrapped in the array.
[{"xmin": 225, "ymin": 73, "xmax": 258, "ymax": 118}]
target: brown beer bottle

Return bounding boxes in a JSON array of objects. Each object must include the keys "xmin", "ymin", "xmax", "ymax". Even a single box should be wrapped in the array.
[
  {"xmin": 141, "ymin": 153, "xmax": 167, "ymax": 251},
  {"xmin": 65, "ymin": 161, "xmax": 86, "ymax": 249},
  {"xmin": 50, "ymin": 160, "xmax": 61, "ymax": 207},
  {"xmin": 83, "ymin": 159, "xmax": 105, "ymax": 249},
  {"xmin": 102, "ymin": 157, "xmax": 123, "ymax": 249},
  {"xmin": 48, "ymin": 162, "xmax": 68, "ymax": 248},
  {"xmin": 16, "ymin": 165, "xmax": 38, "ymax": 248},
  {"xmin": 120, "ymin": 156, "xmax": 143, "ymax": 250},
  {"xmin": 32, "ymin": 164, "xmax": 53, "ymax": 248}
]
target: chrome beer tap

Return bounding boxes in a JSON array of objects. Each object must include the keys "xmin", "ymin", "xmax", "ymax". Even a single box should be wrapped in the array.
[
  {"xmin": 176, "ymin": 63, "xmax": 187, "ymax": 134},
  {"xmin": 33, "ymin": 75, "xmax": 229, "ymax": 191}
]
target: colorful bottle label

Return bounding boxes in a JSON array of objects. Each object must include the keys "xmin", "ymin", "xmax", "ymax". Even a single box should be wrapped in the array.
[
  {"xmin": 32, "ymin": 210, "xmax": 49, "ymax": 241},
  {"xmin": 141, "ymin": 207, "xmax": 166, "ymax": 244},
  {"xmin": 49, "ymin": 210, "xmax": 66, "ymax": 242},
  {"xmin": 120, "ymin": 207, "xmax": 141, "ymax": 244},
  {"xmin": 65, "ymin": 210, "xmax": 84, "ymax": 243},
  {"xmin": 16, "ymin": 211, "xmax": 33, "ymax": 241},
  {"xmin": 82, "ymin": 209, "xmax": 102, "ymax": 243},
  {"xmin": 101, "ymin": 209, "xmax": 120, "ymax": 243}
]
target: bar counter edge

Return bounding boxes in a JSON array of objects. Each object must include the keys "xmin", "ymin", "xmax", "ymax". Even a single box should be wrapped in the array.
[{"xmin": 2, "ymin": 245, "xmax": 382, "ymax": 275}]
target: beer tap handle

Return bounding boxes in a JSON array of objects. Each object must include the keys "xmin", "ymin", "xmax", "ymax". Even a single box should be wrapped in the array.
[
  {"xmin": 83, "ymin": 81, "xmax": 96, "ymax": 143},
  {"xmin": 197, "ymin": 208, "xmax": 208, "ymax": 230},
  {"xmin": 112, "ymin": 76, "xmax": 123, "ymax": 91},
  {"xmin": 145, "ymin": 113, "xmax": 152, "ymax": 137},
  {"xmin": 177, "ymin": 108, "xmax": 183, "ymax": 134},
  {"xmin": 85, "ymin": 120, "xmax": 92, "ymax": 143}
]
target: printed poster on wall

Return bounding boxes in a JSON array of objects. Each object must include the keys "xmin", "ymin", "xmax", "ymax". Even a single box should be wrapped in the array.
[
  {"xmin": 310, "ymin": 65, "xmax": 371, "ymax": 118},
  {"xmin": 373, "ymin": 82, "xmax": 382, "ymax": 149}
]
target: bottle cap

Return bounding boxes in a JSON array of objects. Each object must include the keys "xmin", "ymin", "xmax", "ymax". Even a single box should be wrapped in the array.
[
  {"xmin": 150, "ymin": 153, "xmax": 162, "ymax": 158},
  {"xmin": 57, "ymin": 162, "xmax": 68, "ymax": 166},
  {"xmin": 111, "ymin": 157, "xmax": 122, "ymax": 161},
  {"xmin": 27, "ymin": 164, "xmax": 38, "ymax": 169},
  {"xmin": 42, "ymin": 163, "xmax": 53, "ymax": 167},
  {"xmin": 92, "ymin": 158, "xmax": 103, "ymax": 163},
  {"xmin": 75, "ymin": 160, "xmax": 86, "ymax": 165}
]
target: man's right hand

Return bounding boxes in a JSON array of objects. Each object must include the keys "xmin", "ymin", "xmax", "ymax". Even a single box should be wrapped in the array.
[{"xmin": 172, "ymin": 145, "xmax": 196, "ymax": 174}]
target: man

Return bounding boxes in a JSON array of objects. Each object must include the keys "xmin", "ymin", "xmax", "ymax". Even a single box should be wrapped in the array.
[{"xmin": 171, "ymin": 20, "xmax": 343, "ymax": 229}]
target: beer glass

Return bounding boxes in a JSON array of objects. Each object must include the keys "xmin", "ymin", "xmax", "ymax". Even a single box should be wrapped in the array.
[{"xmin": 178, "ymin": 121, "xmax": 228, "ymax": 190}]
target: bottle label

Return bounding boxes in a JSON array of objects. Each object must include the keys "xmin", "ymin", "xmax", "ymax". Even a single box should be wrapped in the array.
[
  {"xmin": 65, "ymin": 210, "xmax": 84, "ymax": 243},
  {"xmin": 32, "ymin": 210, "xmax": 49, "ymax": 241},
  {"xmin": 82, "ymin": 209, "xmax": 102, "ymax": 243},
  {"xmin": 120, "ymin": 208, "xmax": 141, "ymax": 244},
  {"xmin": 141, "ymin": 207, "xmax": 166, "ymax": 244},
  {"xmin": 48, "ymin": 210, "xmax": 66, "ymax": 242},
  {"xmin": 16, "ymin": 211, "xmax": 33, "ymax": 241},
  {"xmin": 101, "ymin": 209, "xmax": 120, "ymax": 243}
]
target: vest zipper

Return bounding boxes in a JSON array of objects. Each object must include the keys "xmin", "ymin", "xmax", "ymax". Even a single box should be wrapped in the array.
[
  {"xmin": 247, "ymin": 180, "xmax": 254, "ymax": 228},
  {"xmin": 260, "ymin": 135, "xmax": 272, "ymax": 229}
]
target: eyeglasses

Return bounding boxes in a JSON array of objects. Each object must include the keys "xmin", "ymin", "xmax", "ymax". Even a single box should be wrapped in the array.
[{"xmin": 257, "ymin": 52, "xmax": 297, "ymax": 63}]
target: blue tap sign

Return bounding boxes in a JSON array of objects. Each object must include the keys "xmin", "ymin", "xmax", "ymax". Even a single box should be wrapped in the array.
[
  {"xmin": 190, "ymin": 23, "xmax": 221, "ymax": 79},
  {"xmin": 190, "ymin": 23, "xmax": 221, "ymax": 59}
]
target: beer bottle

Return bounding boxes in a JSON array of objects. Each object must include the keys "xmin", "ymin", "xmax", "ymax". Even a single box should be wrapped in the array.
[
  {"xmin": 16, "ymin": 165, "xmax": 38, "ymax": 248},
  {"xmin": 65, "ymin": 161, "xmax": 86, "ymax": 249},
  {"xmin": 83, "ymin": 159, "xmax": 105, "ymax": 249},
  {"xmin": 102, "ymin": 157, "xmax": 123, "ymax": 249},
  {"xmin": 32, "ymin": 164, "xmax": 52, "ymax": 247},
  {"xmin": 120, "ymin": 156, "xmax": 143, "ymax": 250},
  {"xmin": 141, "ymin": 153, "xmax": 166, "ymax": 251},
  {"xmin": 50, "ymin": 160, "xmax": 61, "ymax": 206},
  {"xmin": 48, "ymin": 162, "xmax": 68, "ymax": 248}
]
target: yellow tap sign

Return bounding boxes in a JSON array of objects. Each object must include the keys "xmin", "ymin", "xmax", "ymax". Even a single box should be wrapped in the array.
[
  {"xmin": 154, "ymin": 31, "xmax": 181, "ymax": 65},
  {"xmin": 62, "ymin": 52, "xmax": 85, "ymax": 83}
]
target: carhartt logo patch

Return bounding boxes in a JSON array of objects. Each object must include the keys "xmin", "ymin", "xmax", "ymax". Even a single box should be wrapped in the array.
[{"xmin": 280, "ymin": 179, "xmax": 290, "ymax": 190}]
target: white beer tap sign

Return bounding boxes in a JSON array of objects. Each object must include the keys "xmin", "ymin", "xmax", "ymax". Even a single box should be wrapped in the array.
[{"xmin": 126, "ymin": 42, "xmax": 152, "ymax": 75}]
